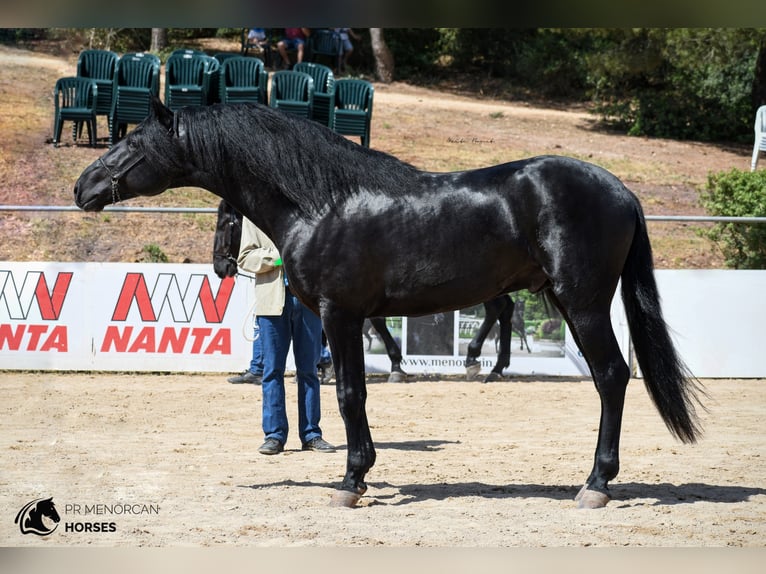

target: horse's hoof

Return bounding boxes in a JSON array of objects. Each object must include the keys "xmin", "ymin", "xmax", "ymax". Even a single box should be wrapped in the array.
[
  {"xmin": 575, "ymin": 485, "xmax": 610, "ymax": 509},
  {"xmin": 465, "ymin": 363, "xmax": 481, "ymax": 380},
  {"xmin": 329, "ymin": 489, "xmax": 364, "ymax": 508},
  {"xmin": 483, "ymin": 372, "xmax": 503, "ymax": 383},
  {"xmin": 388, "ymin": 371, "xmax": 407, "ymax": 383}
]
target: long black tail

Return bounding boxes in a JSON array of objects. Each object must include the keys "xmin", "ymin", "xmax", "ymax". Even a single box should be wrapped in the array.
[{"xmin": 620, "ymin": 208, "xmax": 706, "ymax": 444}]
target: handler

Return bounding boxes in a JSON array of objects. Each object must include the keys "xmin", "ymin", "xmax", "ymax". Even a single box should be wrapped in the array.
[{"xmin": 237, "ymin": 217, "xmax": 336, "ymax": 455}]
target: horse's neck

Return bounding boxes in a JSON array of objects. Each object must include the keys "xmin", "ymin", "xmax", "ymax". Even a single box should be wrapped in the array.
[
  {"xmin": 207, "ymin": 182, "xmax": 303, "ymax": 253},
  {"xmin": 176, "ymin": 131, "xmax": 310, "ymax": 250}
]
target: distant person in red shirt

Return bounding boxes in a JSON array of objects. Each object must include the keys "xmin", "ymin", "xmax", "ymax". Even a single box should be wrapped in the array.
[{"xmin": 277, "ymin": 28, "xmax": 310, "ymax": 69}]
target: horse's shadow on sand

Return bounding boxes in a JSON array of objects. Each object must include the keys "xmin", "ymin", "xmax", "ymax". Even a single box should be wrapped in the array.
[
  {"xmin": 242, "ymin": 479, "xmax": 766, "ymax": 508},
  {"xmin": 241, "ymin": 439, "xmax": 766, "ymax": 507}
]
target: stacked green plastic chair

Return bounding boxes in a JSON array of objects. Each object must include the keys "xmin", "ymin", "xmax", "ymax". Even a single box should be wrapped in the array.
[
  {"xmin": 269, "ymin": 70, "xmax": 314, "ymax": 119},
  {"xmin": 76, "ymin": 49, "xmax": 118, "ymax": 118},
  {"xmin": 109, "ymin": 52, "xmax": 160, "ymax": 146},
  {"xmin": 218, "ymin": 56, "xmax": 268, "ymax": 105},
  {"xmin": 332, "ymin": 79, "xmax": 374, "ymax": 147},
  {"xmin": 293, "ymin": 62, "xmax": 334, "ymax": 127},
  {"xmin": 306, "ymin": 29, "xmax": 342, "ymax": 70},
  {"xmin": 52, "ymin": 76, "xmax": 98, "ymax": 146},
  {"xmin": 164, "ymin": 52, "xmax": 219, "ymax": 110}
]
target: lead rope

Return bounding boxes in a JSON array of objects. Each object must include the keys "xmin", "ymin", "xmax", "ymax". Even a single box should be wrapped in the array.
[
  {"xmin": 239, "ymin": 274, "xmax": 258, "ymax": 342},
  {"xmin": 242, "ymin": 297, "xmax": 258, "ymax": 342}
]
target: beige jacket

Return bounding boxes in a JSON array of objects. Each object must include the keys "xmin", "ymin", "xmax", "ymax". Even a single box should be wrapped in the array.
[{"xmin": 237, "ymin": 218, "xmax": 285, "ymax": 316}]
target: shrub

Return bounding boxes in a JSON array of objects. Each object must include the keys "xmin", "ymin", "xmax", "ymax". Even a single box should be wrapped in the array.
[
  {"xmin": 141, "ymin": 244, "xmax": 168, "ymax": 263},
  {"xmin": 700, "ymin": 169, "xmax": 766, "ymax": 269}
]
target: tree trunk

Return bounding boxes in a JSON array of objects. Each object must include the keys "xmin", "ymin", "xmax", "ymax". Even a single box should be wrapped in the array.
[
  {"xmin": 151, "ymin": 28, "xmax": 167, "ymax": 53},
  {"xmin": 370, "ymin": 28, "xmax": 394, "ymax": 83}
]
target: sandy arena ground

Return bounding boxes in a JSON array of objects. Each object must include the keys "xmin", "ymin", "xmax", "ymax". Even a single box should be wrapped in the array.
[{"xmin": 1, "ymin": 372, "xmax": 764, "ymax": 548}]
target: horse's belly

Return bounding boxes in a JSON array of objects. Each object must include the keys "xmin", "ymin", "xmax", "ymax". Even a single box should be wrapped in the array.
[{"xmin": 369, "ymin": 244, "xmax": 546, "ymax": 317}]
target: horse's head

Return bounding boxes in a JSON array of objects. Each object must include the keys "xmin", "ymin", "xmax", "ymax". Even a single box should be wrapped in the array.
[
  {"xmin": 212, "ymin": 200, "xmax": 243, "ymax": 279},
  {"xmin": 35, "ymin": 497, "xmax": 61, "ymax": 523},
  {"xmin": 74, "ymin": 98, "xmax": 180, "ymax": 211}
]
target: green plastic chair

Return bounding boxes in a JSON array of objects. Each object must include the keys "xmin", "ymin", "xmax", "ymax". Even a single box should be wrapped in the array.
[
  {"xmin": 76, "ymin": 49, "xmax": 118, "ymax": 117},
  {"xmin": 164, "ymin": 52, "xmax": 218, "ymax": 110},
  {"xmin": 333, "ymin": 78, "xmax": 374, "ymax": 147},
  {"xmin": 52, "ymin": 76, "xmax": 98, "ymax": 146},
  {"xmin": 219, "ymin": 56, "xmax": 268, "ymax": 105},
  {"xmin": 293, "ymin": 62, "xmax": 335, "ymax": 127},
  {"xmin": 109, "ymin": 53, "xmax": 160, "ymax": 146},
  {"xmin": 269, "ymin": 70, "xmax": 314, "ymax": 119},
  {"xmin": 307, "ymin": 29, "xmax": 342, "ymax": 70}
]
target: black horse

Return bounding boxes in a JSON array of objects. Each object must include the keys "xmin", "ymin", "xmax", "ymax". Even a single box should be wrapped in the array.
[
  {"xmin": 212, "ymin": 198, "xmax": 409, "ymax": 382},
  {"xmin": 74, "ymin": 99, "xmax": 704, "ymax": 509},
  {"xmin": 213, "ymin": 198, "xmax": 513, "ymax": 383}
]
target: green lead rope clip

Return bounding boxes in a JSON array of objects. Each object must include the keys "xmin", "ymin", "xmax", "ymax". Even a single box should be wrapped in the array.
[{"xmin": 273, "ymin": 258, "xmax": 283, "ymax": 267}]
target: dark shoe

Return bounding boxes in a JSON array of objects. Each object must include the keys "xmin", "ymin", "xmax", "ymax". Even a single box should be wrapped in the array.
[
  {"xmin": 258, "ymin": 438, "xmax": 284, "ymax": 455},
  {"xmin": 228, "ymin": 371, "xmax": 262, "ymax": 385},
  {"xmin": 302, "ymin": 437, "xmax": 336, "ymax": 453}
]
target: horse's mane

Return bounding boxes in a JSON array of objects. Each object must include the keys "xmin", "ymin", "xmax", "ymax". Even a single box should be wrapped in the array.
[{"xmin": 152, "ymin": 103, "xmax": 421, "ymax": 218}]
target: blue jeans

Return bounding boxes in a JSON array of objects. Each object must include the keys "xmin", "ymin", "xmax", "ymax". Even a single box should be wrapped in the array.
[
  {"xmin": 249, "ymin": 323, "xmax": 263, "ymax": 376},
  {"xmin": 258, "ymin": 288, "xmax": 323, "ymax": 445}
]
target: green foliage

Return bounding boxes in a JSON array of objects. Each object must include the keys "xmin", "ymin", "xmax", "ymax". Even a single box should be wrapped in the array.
[
  {"xmin": 0, "ymin": 29, "xmax": 47, "ymax": 42},
  {"xmin": 383, "ymin": 28, "xmax": 446, "ymax": 76},
  {"xmin": 700, "ymin": 169, "xmax": 766, "ymax": 269},
  {"xmin": 141, "ymin": 244, "xmax": 168, "ymax": 263},
  {"xmin": 535, "ymin": 319, "xmax": 564, "ymax": 341},
  {"xmin": 591, "ymin": 29, "xmax": 764, "ymax": 142}
]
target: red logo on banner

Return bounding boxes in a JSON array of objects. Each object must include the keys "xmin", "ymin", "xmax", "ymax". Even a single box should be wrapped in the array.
[
  {"xmin": 111, "ymin": 273, "xmax": 234, "ymax": 323},
  {"xmin": 0, "ymin": 271, "xmax": 73, "ymax": 320},
  {"xmin": 100, "ymin": 272, "xmax": 235, "ymax": 355},
  {"xmin": 0, "ymin": 271, "xmax": 73, "ymax": 352}
]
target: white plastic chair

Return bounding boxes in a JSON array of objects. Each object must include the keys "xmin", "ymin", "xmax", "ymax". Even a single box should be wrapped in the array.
[{"xmin": 751, "ymin": 105, "xmax": 766, "ymax": 171}]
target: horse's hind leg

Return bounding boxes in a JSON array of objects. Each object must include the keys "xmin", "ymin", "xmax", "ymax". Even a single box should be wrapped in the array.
[
  {"xmin": 369, "ymin": 317, "xmax": 408, "ymax": 382},
  {"xmin": 547, "ymin": 292, "xmax": 630, "ymax": 508}
]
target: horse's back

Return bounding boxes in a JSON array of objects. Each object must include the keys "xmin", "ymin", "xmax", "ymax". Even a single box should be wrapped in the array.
[
  {"xmin": 296, "ymin": 155, "xmax": 639, "ymax": 317},
  {"xmin": 428, "ymin": 155, "xmax": 640, "ymax": 302},
  {"xmin": 458, "ymin": 155, "xmax": 638, "ymax": 214}
]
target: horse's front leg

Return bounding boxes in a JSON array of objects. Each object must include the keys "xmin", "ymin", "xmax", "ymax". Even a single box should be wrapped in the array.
[
  {"xmin": 485, "ymin": 299, "xmax": 513, "ymax": 382},
  {"xmin": 321, "ymin": 303, "xmax": 374, "ymax": 507}
]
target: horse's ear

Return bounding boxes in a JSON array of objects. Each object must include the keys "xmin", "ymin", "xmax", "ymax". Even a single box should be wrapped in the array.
[{"xmin": 150, "ymin": 96, "xmax": 174, "ymax": 130}]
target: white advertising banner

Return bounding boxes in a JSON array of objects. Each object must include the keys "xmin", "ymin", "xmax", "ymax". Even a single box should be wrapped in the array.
[
  {"xmin": 0, "ymin": 261, "xmax": 622, "ymax": 376},
  {"xmin": 0, "ymin": 262, "xmax": 253, "ymax": 372},
  {"xmin": 10, "ymin": 263, "xmax": 762, "ymax": 378},
  {"xmin": 651, "ymin": 270, "xmax": 766, "ymax": 378}
]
